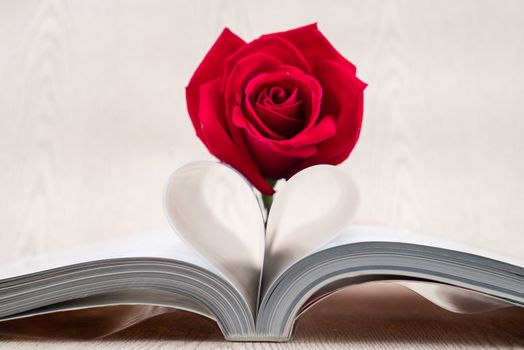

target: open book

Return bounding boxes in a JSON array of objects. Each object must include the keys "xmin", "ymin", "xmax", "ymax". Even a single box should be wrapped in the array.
[{"xmin": 0, "ymin": 161, "xmax": 523, "ymax": 341}]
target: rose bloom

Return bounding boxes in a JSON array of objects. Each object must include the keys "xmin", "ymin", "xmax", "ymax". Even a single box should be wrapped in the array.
[{"xmin": 186, "ymin": 24, "xmax": 366, "ymax": 195}]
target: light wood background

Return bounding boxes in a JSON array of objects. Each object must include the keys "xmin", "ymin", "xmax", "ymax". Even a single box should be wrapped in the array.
[{"xmin": 0, "ymin": 0, "xmax": 523, "ymax": 348}]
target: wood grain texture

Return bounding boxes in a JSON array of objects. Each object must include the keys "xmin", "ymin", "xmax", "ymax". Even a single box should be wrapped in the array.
[{"xmin": 0, "ymin": 0, "xmax": 523, "ymax": 348}]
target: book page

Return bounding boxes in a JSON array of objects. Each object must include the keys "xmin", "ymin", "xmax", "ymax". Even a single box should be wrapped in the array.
[
  {"xmin": 261, "ymin": 223, "xmax": 524, "ymax": 299},
  {"xmin": 0, "ymin": 229, "xmax": 218, "ymax": 280},
  {"xmin": 323, "ymin": 225, "xmax": 524, "ymax": 268}
]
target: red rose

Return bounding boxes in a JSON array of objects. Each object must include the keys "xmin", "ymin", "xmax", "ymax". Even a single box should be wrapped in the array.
[{"xmin": 186, "ymin": 24, "xmax": 366, "ymax": 195}]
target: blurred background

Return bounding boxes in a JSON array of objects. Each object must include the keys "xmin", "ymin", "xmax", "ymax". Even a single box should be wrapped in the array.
[{"xmin": 0, "ymin": 0, "xmax": 523, "ymax": 262}]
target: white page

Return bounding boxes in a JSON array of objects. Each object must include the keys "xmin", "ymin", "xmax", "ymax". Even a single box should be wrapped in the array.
[
  {"xmin": 0, "ymin": 229, "xmax": 218, "ymax": 280},
  {"xmin": 323, "ymin": 225, "xmax": 524, "ymax": 268}
]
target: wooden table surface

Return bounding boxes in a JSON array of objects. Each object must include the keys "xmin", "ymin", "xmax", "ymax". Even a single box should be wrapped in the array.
[{"xmin": 0, "ymin": 0, "xmax": 523, "ymax": 348}]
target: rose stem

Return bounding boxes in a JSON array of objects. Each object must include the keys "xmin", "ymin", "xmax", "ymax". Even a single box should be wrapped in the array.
[{"xmin": 262, "ymin": 178, "xmax": 277, "ymax": 219}]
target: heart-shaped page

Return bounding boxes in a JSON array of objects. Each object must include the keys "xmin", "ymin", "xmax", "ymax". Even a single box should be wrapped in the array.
[
  {"xmin": 163, "ymin": 161, "xmax": 265, "ymax": 311},
  {"xmin": 164, "ymin": 161, "xmax": 358, "ymax": 307},
  {"xmin": 263, "ymin": 165, "xmax": 359, "ymax": 291}
]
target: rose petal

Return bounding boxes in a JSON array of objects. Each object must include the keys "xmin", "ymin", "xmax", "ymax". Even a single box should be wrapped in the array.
[
  {"xmin": 235, "ymin": 103, "xmax": 285, "ymax": 140},
  {"xmin": 241, "ymin": 128, "xmax": 317, "ymax": 179},
  {"xmin": 232, "ymin": 106, "xmax": 317, "ymax": 158},
  {"xmin": 186, "ymin": 28, "xmax": 245, "ymax": 140},
  {"xmin": 224, "ymin": 57, "xmax": 321, "ymax": 141},
  {"xmin": 242, "ymin": 98, "xmax": 286, "ymax": 140},
  {"xmin": 254, "ymin": 102, "xmax": 304, "ymax": 138},
  {"xmin": 198, "ymin": 79, "xmax": 274, "ymax": 195},
  {"xmin": 262, "ymin": 99, "xmax": 302, "ymax": 118},
  {"xmin": 223, "ymin": 52, "xmax": 282, "ymax": 119},
  {"xmin": 283, "ymin": 114, "xmax": 337, "ymax": 147},
  {"xmin": 223, "ymin": 35, "xmax": 312, "ymax": 83},
  {"xmin": 242, "ymin": 68, "xmax": 322, "ymax": 132},
  {"xmin": 275, "ymin": 23, "xmax": 357, "ymax": 73},
  {"xmin": 260, "ymin": 88, "xmax": 299, "ymax": 109},
  {"xmin": 267, "ymin": 86, "xmax": 286, "ymax": 104},
  {"xmin": 292, "ymin": 59, "xmax": 366, "ymax": 174}
]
